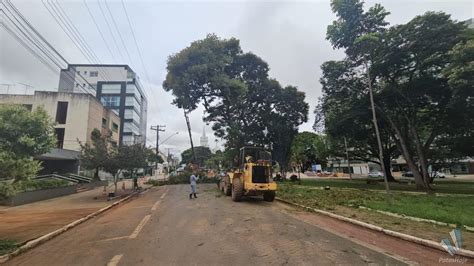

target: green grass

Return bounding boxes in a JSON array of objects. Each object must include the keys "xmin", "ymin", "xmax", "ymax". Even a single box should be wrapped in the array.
[
  {"xmin": 278, "ymin": 183, "xmax": 474, "ymax": 227},
  {"xmin": 0, "ymin": 239, "xmax": 18, "ymax": 255},
  {"xmin": 365, "ymin": 194, "xmax": 474, "ymax": 227},
  {"xmin": 294, "ymin": 178, "xmax": 474, "ymax": 195}
]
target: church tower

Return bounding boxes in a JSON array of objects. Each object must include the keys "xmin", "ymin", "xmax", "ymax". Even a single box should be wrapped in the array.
[{"xmin": 200, "ymin": 125, "xmax": 209, "ymax": 147}]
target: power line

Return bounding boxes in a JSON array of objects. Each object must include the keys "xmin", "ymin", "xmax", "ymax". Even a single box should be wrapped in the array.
[
  {"xmin": 52, "ymin": 0, "xmax": 113, "ymax": 80},
  {"xmin": 104, "ymin": 0, "xmax": 133, "ymax": 64},
  {"xmin": 2, "ymin": 0, "xmax": 97, "ymax": 96},
  {"xmin": 97, "ymin": 0, "xmax": 124, "ymax": 62},
  {"xmin": 82, "ymin": 0, "xmax": 115, "ymax": 61}
]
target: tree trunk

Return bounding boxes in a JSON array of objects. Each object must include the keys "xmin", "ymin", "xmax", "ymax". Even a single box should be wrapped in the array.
[
  {"xmin": 382, "ymin": 155, "xmax": 395, "ymax": 182},
  {"xmin": 386, "ymin": 116, "xmax": 428, "ymax": 190},
  {"xmin": 409, "ymin": 125, "xmax": 432, "ymax": 190},
  {"xmin": 93, "ymin": 167, "xmax": 100, "ymax": 182}
]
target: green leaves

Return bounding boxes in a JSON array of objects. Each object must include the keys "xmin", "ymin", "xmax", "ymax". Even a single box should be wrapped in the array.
[
  {"xmin": 0, "ymin": 105, "xmax": 56, "ymax": 182},
  {"xmin": 163, "ymin": 34, "xmax": 308, "ymax": 170}
]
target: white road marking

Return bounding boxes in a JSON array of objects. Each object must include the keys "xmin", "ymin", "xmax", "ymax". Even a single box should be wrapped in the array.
[
  {"xmin": 99, "ymin": 236, "xmax": 129, "ymax": 242},
  {"xmin": 151, "ymin": 200, "xmax": 161, "ymax": 211},
  {"xmin": 107, "ymin": 254, "xmax": 123, "ymax": 266},
  {"xmin": 160, "ymin": 192, "xmax": 167, "ymax": 199},
  {"xmin": 129, "ymin": 215, "xmax": 151, "ymax": 239}
]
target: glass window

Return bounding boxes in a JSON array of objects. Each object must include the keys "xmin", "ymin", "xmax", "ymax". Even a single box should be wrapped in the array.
[
  {"xmin": 101, "ymin": 84, "xmax": 121, "ymax": 93},
  {"xmin": 102, "ymin": 118, "xmax": 107, "ymax": 128},
  {"xmin": 90, "ymin": 71, "xmax": 98, "ymax": 77},
  {"xmin": 125, "ymin": 96, "xmax": 140, "ymax": 110},
  {"xmin": 126, "ymin": 84, "xmax": 135, "ymax": 93},
  {"xmin": 127, "ymin": 71, "xmax": 135, "ymax": 79},
  {"xmin": 123, "ymin": 122, "xmax": 139, "ymax": 134},
  {"xmin": 124, "ymin": 109, "xmax": 140, "ymax": 123},
  {"xmin": 101, "ymin": 96, "xmax": 120, "ymax": 107},
  {"xmin": 122, "ymin": 135, "xmax": 134, "ymax": 145},
  {"xmin": 112, "ymin": 122, "xmax": 119, "ymax": 132}
]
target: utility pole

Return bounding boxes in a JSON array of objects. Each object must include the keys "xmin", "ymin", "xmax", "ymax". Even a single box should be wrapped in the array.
[
  {"xmin": 344, "ymin": 137, "xmax": 352, "ymax": 180},
  {"xmin": 150, "ymin": 125, "xmax": 166, "ymax": 172},
  {"xmin": 366, "ymin": 62, "xmax": 391, "ymax": 202},
  {"xmin": 184, "ymin": 109, "xmax": 196, "ymax": 163}
]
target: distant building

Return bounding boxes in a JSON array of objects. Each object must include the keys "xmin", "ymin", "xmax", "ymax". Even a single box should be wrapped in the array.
[
  {"xmin": 200, "ymin": 125, "xmax": 209, "ymax": 147},
  {"xmin": 0, "ymin": 91, "xmax": 120, "ymax": 174},
  {"xmin": 58, "ymin": 64, "xmax": 147, "ymax": 145}
]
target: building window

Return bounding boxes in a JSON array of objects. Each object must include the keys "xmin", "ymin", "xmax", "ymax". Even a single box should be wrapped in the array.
[
  {"xmin": 127, "ymin": 71, "xmax": 134, "ymax": 79},
  {"xmin": 122, "ymin": 135, "xmax": 133, "ymax": 145},
  {"xmin": 102, "ymin": 118, "xmax": 107, "ymax": 128},
  {"xmin": 112, "ymin": 122, "xmax": 119, "ymax": 132},
  {"xmin": 101, "ymin": 84, "xmax": 121, "ymax": 94},
  {"xmin": 55, "ymin": 101, "xmax": 68, "ymax": 124},
  {"xmin": 76, "ymin": 83, "xmax": 79, "ymax": 88},
  {"xmin": 124, "ymin": 109, "xmax": 140, "ymax": 123},
  {"xmin": 90, "ymin": 71, "xmax": 98, "ymax": 77},
  {"xmin": 84, "ymin": 71, "xmax": 87, "ymax": 75},
  {"xmin": 101, "ymin": 96, "xmax": 120, "ymax": 107},
  {"xmin": 125, "ymin": 96, "xmax": 140, "ymax": 110},
  {"xmin": 55, "ymin": 128, "xmax": 65, "ymax": 149},
  {"xmin": 126, "ymin": 84, "xmax": 136, "ymax": 93},
  {"xmin": 123, "ymin": 122, "xmax": 139, "ymax": 134}
]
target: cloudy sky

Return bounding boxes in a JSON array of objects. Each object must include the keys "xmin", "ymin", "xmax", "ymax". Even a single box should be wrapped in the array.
[{"xmin": 1, "ymin": 0, "xmax": 472, "ymax": 157}]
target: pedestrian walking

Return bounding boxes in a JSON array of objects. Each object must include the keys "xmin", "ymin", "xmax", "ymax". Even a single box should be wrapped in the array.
[{"xmin": 189, "ymin": 172, "xmax": 199, "ymax": 199}]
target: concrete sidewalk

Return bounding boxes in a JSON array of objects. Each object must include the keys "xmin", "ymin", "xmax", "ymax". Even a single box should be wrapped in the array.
[{"xmin": 0, "ymin": 179, "xmax": 150, "ymax": 243}]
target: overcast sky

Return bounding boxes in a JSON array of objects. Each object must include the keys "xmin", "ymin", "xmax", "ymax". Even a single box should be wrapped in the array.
[{"xmin": 1, "ymin": 0, "xmax": 472, "ymax": 157}]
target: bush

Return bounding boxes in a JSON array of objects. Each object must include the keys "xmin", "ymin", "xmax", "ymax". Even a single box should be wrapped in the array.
[{"xmin": 0, "ymin": 178, "xmax": 72, "ymax": 199}]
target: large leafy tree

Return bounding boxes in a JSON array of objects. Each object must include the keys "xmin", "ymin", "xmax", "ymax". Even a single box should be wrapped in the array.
[
  {"xmin": 0, "ymin": 105, "xmax": 56, "ymax": 182},
  {"xmin": 315, "ymin": 60, "xmax": 398, "ymax": 181},
  {"xmin": 290, "ymin": 132, "xmax": 328, "ymax": 172},
  {"xmin": 79, "ymin": 128, "xmax": 111, "ymax": 181},
  {"xmin": 181, "ymin": 146, "xmax": 212, "ymax": 166},
  {"xmin": 323, "ymin": 0, "xmax": 472, "ymax": 190},
  {"xmin": 163, "ymin": 34, "xmax": 308, "ymax": 173}
]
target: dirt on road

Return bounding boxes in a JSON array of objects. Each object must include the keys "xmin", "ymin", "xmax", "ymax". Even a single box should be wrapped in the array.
[{"xmin": 5, "ymin": 184, "xmax": 468, "ymax": 265}]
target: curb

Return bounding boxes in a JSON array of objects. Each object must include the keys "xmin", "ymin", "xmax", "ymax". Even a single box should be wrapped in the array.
[
  {"xmin": 0, "ymin": 186, "xmax": 153, "ymax": 264},
  {"xmin": 276, "ymin": 197, "xmax": 474, "ymax": 259}
]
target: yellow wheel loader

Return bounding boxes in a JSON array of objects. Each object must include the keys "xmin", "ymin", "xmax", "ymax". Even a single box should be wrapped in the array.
[{"xmin": 219, "ymin": 147, "xmax": 277, "ymax": 202}]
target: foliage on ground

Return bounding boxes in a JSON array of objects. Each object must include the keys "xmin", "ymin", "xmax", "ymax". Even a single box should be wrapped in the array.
[
  {"xmin": 0, "ymin": 239, "xmax": 18, "ymax": 255},
  {"xmin": 278, "ymin": 183, "xmax": 474, "ymax": 227},
  {"xmin": 146, "ymin": 172, "xmax": 218, "ymax": 186}
]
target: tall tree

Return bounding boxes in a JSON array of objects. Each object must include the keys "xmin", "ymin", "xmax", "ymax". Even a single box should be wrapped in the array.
[
  {"xmin": 290, "ymin": 132, "xmax": 328, "ymax": 172},
  {"xmin": 181, "ymin": 146, "xmax": 212, "ymax": 166},
  {"xmin": 0, "ymin": 105, "xmax": 55, "ymax": 182},
  {"xmin": 163, "ymin": 34, "xmax": 308, "ymax": 174},
  {"xmin": 79, "ymin": 129, "xmax": 111, "ymax": 181}
]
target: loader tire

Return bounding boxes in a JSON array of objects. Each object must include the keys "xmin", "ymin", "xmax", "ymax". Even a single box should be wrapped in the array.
[
  {"xmin": 231, "ymin": 178, "xmax": 243, "ymax": 202},
  {"xmin": 224, "ymin": 178, "xmax": 232, "ymax": 196},
  {"xmin": 263, "ymin": 191, "xmax": 275, "ymax": 202}
]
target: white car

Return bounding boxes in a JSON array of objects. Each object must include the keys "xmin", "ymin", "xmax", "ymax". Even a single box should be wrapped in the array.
[{"xmin": 368, "ymin": 171, "xmax": 384, "ymax": 178}]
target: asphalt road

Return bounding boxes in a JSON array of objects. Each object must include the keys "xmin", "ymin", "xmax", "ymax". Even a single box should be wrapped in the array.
[{"xmin": 7, "ymin": 184, "xmax": 408, "ymax": 265}]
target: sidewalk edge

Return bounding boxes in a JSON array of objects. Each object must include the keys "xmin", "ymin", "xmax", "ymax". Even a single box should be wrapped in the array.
[
  {"xmin": 0, "ymin": 187, "xmax": 152, "ymax": 264},
  {"xmin": 276, "ymin": 197, "xmax": 474, "ymax": 259}
]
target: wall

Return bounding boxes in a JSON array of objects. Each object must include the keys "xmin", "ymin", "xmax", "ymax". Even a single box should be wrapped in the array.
[{"xmin": 0, "ymin": 186, "xmax": 77, "ymax": 206}]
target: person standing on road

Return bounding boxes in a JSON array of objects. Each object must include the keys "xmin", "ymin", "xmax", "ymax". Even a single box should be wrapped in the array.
[{"xmin": 189, "ymin": 172, "xmax": 199, "ymax": 199}]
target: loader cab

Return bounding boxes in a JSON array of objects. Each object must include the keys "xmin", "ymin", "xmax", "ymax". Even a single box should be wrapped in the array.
[{"xmin": 238, "ymin": 147, "xmax": 271, "ymax": 168}]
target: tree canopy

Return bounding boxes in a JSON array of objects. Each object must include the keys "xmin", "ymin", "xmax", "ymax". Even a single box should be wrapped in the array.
[
  {"xmin": 0, "ymin": 104, "xmax": 56, "ymax": 182},
  {"xmin": 163, "ymin": 34, "xmax": 308, "ymax": 173},
  {"xmin": 181, "ymin": 146, "xmax": 212, "ymax": 166},
  {"xmin": 320, "ymin": 0, "xmax": 473, "ymax": 189}
]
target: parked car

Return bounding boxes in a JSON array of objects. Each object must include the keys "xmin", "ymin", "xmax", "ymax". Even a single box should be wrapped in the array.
[
  {"xmin": 368, "ymin": 170, "xmax": 384, "ymax": 178},
  {"xmin": 431, "ymin": 171, "xmax": 446, "ymax": 178},
  {"xmin": 402, "ymin": 171, "xmax": 414, "ymax": 177}
]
